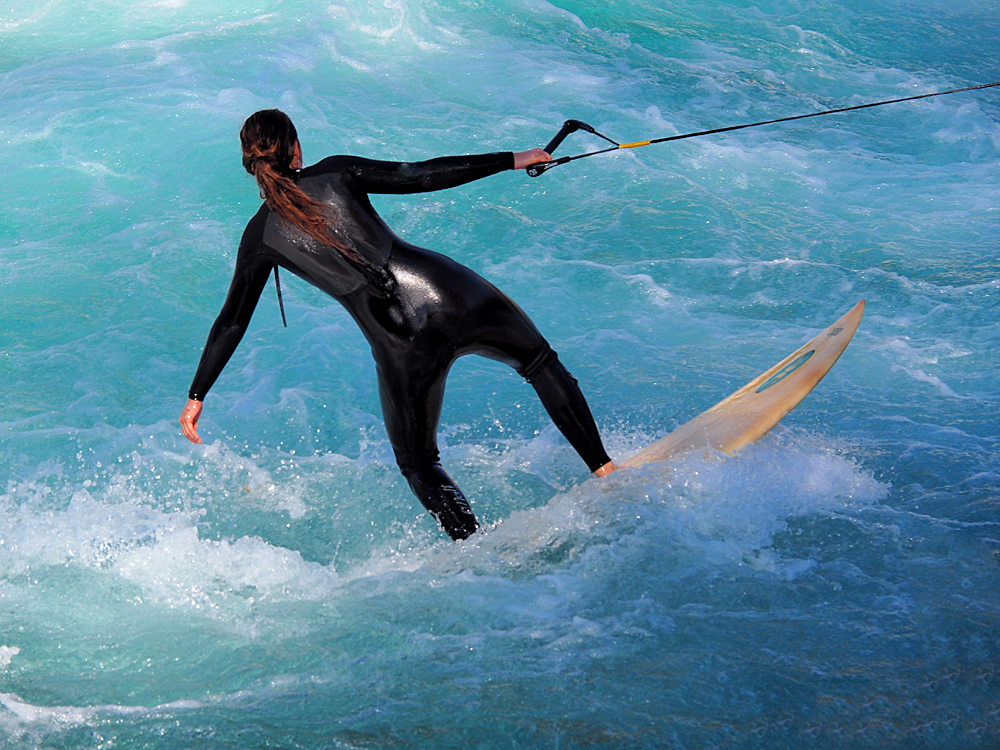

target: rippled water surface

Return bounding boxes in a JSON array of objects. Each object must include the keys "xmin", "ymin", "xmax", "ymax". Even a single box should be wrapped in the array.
[{"xmin": 1, "ymin": 1, "xmax": 999, "ymax": 747}]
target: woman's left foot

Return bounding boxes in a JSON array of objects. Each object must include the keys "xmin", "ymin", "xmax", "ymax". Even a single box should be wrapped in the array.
[{"xmin": 594, "ymin": 461, "xmax": 618, "ymax": 477}]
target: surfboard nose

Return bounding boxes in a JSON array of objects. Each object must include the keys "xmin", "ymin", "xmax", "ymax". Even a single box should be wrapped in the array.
[{"xmin": 622, "ymin": 300, "xmax": 865, "ymax": 468}]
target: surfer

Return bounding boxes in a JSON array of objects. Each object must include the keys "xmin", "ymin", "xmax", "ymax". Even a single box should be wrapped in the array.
[{"xmin": 179, "ymin": 109, "xmax": 617, "ymax": 540}]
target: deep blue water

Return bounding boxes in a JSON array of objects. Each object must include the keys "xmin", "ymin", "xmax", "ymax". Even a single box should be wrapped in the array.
[{"xmin": 1, "ymin": 1, "xmax": 999, "ymax": 748}]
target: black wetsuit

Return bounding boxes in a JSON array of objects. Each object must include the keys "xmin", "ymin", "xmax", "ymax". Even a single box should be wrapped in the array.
[{"xmin": 189, "ymin": 151, "xmax": 611, "ymax": 539}]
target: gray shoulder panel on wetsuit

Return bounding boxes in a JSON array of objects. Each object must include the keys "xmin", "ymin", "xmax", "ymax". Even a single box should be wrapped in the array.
[
  {"xmin": 297, "ymin": 170, "xmax": 393, "ymax": 267},
  {"xmin": 262, "ymin": 210, "xmax": 369, "ymax": 297},
  {"xmin": 260, "ymin": 168, "xmax": 395, "ymax": 298}
]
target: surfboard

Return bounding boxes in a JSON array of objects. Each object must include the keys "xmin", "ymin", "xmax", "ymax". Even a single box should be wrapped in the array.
[{"xmin": 622, "ymin": 299, "xmax": 865, "ymax": 468}]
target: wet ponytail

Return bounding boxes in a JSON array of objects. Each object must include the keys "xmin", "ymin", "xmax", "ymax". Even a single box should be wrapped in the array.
[{"xmin": 240, "ymin": 110, "xmax": 365, "ymax": 264}]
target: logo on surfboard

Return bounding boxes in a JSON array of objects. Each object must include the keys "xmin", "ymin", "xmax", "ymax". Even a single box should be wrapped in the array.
[{"xmin": 755, "ymin": 350, "xmax": 815, "ymax": 393}]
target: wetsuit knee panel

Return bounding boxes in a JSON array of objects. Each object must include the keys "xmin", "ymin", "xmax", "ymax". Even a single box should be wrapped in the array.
[
  {"xmin": 393, "ymin": 447, "xmax": 441, "ymax": 478},
  {"xmin": 518, "ymin": 346, "xmax": 559, "ymax": 383},
  {"xmin": 523, "ymin": 354, "xmax": 611, "ymax": 473}
]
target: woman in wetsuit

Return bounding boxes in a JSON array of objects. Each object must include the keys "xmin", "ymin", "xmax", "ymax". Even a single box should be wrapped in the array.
[{"xmin": 179, "ymin": 109, "xmax": 617, "ymax": 540}]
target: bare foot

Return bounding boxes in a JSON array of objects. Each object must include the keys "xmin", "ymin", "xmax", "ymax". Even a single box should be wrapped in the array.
[{"xmin": 593, "ymin": 461, "xmax": 618, "ymax": 478}]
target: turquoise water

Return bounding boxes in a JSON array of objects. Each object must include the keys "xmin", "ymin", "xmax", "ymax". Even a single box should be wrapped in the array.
[{"xmin": 2, "ymin": 0, "xmax": 999, "ymax": 747}]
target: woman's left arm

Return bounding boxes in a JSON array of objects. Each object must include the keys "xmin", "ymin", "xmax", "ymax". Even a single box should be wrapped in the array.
[{"xmin": 346, "ymin": 148, "xmax": 550, "ymax": 195}]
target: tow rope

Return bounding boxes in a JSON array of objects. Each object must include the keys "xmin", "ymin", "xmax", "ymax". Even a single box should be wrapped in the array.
[{"xmin": 526, "ymin": 81, "xmax": 1000, "ymax": 177}]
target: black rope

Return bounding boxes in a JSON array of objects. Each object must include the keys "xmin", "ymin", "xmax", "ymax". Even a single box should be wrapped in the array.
[{"xmin": 527, "ymin": 81, "xmax": 1000, "ymax": 176}]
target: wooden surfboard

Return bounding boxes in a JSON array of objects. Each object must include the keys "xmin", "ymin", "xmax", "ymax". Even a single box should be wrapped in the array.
[{"xmin": 622, "ymin": 299, "xmax": 865, "ymax": 468}]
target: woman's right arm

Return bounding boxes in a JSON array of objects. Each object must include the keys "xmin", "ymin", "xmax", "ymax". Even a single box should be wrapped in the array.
[{"xmin": 181, "ymin": 230, "xmax": 273, "ymax": 443}]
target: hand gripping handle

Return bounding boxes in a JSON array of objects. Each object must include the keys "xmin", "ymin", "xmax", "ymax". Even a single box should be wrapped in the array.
[{"xmin": 527, "ymin": 119, "xmax": 596, "ymax": 177}]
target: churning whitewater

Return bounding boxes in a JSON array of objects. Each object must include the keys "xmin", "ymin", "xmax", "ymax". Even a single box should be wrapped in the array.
[{"xmin": 1, "ymin": 0, "xmax": 998, "ymax": 747}]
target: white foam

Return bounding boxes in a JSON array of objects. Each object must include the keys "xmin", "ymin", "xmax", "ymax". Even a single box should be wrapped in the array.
[
  {"xmin": 540, "ymin": 68, "xmax": 610, "ymax": 89},
  {"xmin": 0, "ymin": 1, "xmax": 57, "ymax": 33},
  {"xmin": 114, "ymin": 526, "xmax": 341, "ymax": 612},
  {"xmin": 339, "ymin": 0, "xmax": 445, "ymax": 52},
  {"xmin": 0, "ymin": 448, "xmax": 345, "ymax": 636},
  {"xmin": 0, "ymin": 691, "xmax": 201, "ymax": 738},
  {"xmin": 0, "ymin": 647, "xmax": 19, "ymax": 669},
  {"xmin": 343, "ymin": 430, "xmax": 887, "ymax": 584},
  {"xmin": 879, "ymin": 335, "xmax": 973, "ymax": 366},
  {"xmin": 521, "ymin": 0, "xmax": 588, "ymax": 30},
  {"xmin": 892, "ymin": 366, "xmax": 965, "ymax": 399},
  {"xmin": 0, "ymin": 488, "xmax": 178, "ymax": 576}
]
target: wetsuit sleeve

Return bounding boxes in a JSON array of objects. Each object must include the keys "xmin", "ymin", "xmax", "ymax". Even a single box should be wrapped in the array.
[
  {"xmin": 343, "ymin": 152, "xmax": 515, "ymax": 195},
  {"xmin": 188, "ymin": 227, "xmax": 273, "ymax": 401}
]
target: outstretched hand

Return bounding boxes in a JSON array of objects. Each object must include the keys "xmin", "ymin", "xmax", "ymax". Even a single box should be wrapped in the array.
[
  {"xmin": 179, "ymin": 398, "xmax": 203, "ymax": 444},
  {"xmin": 513, "ymin": 148, "xmax": 551, "ymax": 170}
]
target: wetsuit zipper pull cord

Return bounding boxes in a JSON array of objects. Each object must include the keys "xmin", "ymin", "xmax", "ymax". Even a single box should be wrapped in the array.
[{"xmin": 274, "ymin": 265, "xmax": 287, "ymax": 327}]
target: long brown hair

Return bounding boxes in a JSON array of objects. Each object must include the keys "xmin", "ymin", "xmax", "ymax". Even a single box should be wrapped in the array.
[{"xmin": 240, "ymin": 109, "xmax": 363, "ymax": 263}]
